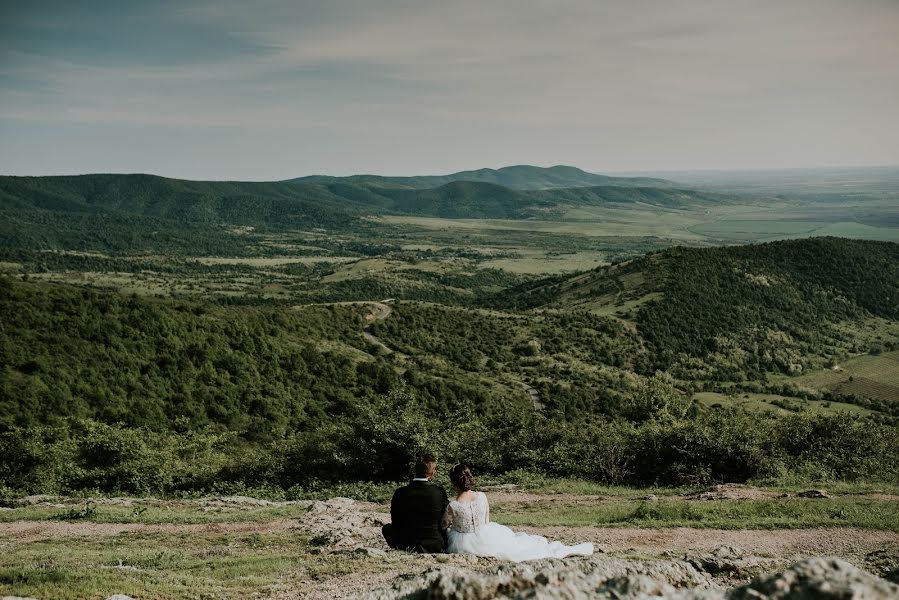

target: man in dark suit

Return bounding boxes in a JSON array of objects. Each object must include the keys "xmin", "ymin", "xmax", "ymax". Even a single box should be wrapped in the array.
[{"xmin": 382, "ymin": 453, "xmax": 449, "ymax": 553}]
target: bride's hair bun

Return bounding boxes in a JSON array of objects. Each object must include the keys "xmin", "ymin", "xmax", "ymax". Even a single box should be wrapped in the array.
[{"xmin": 450, "ymin": 463, "xmax": 474, "ymax": 491}]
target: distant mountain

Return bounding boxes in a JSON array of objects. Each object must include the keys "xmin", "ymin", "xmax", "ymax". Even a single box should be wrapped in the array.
[
  {"xmin": 292, "ymin": 164, "xmax": 675, "ymax": 190},
  {"xmin": 501, "ymin": 237, "xmax": 899, "ymax": 379}
]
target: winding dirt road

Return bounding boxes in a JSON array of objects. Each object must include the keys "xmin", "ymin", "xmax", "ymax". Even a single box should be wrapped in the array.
[{"xmin": 361, "ymin": 300, "xmax": 394, "ymax": 354}]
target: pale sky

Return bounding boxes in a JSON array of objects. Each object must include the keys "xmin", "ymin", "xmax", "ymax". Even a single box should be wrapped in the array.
[{"xmin": 2, "ymin": 0, "xmax": 898, "ymax": 180}]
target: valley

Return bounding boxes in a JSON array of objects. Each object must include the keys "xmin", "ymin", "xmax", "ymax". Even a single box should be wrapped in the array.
[{"xmin": 0, "ymin": 165, "xmax": 896, "ymax": 497}]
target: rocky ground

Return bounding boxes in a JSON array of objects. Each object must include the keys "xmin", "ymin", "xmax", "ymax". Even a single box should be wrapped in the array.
[
  {"xmin": 269, "ymin": 494, "xmax": 899, "ymax": 599},
  {"xmin": 2, "ymin": 488, "xmax": 898, "ymax": 599}
]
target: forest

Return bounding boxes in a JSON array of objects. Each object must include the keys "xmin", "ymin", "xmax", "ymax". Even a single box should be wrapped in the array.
[
  {"xmin": 2, "ymin": 235, "xmax": 898, "ymax": 496},
  {"xmin": 1, "ymin": 169, "xmax": 898, "ymax": 498}
]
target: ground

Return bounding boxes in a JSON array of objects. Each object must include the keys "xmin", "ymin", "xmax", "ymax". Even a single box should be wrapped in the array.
[{"xmin": 1, "ymin": 484, "xmax": 898, "ymax": 599}]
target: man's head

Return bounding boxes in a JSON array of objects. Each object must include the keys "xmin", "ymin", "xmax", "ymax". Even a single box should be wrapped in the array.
[{"xmin": 413, "ymin": 453, "xmax": 437, "ymax": 480}]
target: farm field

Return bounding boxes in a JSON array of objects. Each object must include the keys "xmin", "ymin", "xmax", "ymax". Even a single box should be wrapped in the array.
[{"xmin": 786, "ymin": 351, "xmax": 899, "ymax": 403}]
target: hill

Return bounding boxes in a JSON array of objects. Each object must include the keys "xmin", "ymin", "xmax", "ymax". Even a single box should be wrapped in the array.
[
  {"xmin": 0, "ymin": 173, "xmax": 734, "ymax": 254},
  {"xmin": 502, "ymin": 237, "xmax": 899, "ymax": 381},
  {"xmin": 292, "ymin": 164, "xmax": 674, "ymax": 190},
  {"xmin": 0, "ymin": 174, "xmax": 368, "ymax": 254}
]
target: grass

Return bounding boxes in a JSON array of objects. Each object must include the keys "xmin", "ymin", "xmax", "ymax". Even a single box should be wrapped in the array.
[
  {"xmin": 0, "ymin": 531, "xmax": 317, "ymax": 600},
  {"xmin": 494, "ymin": 497, "xmax": 899, "ymax": 531},
  {"xmin": 693, "ymin": 392, "xmax": 876, "ymax": 416},
  {"xmin": 478, "ymin": 251, "xmax": 607, "ymax": 274},
  {"xmin": 787, "ymin": 351, "xmax": 899, "ymax": 402},
  {"xmin": 379, "ymin": 214, "xmax": 705, "ymax": 239},
  {"xmin": 2, "ymin": 485, "xmax": 897, "ymax": 598},
  {"xmin": 0, "ymin": 503, "xmax": 313, "ymax": 525}
]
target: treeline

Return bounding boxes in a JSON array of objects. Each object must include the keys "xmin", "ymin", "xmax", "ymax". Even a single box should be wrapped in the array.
[{"xmin": 2, "ymin": 402, "xmax": 897, "ymax": 496}]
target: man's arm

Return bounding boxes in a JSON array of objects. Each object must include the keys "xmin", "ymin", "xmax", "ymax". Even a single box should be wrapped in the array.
[{"xmin": 390, "ymin": 489, "xmax": 403, "ymax": 526}]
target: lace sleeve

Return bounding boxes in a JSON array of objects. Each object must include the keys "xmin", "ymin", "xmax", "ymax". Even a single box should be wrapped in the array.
[
  {"xmin": 440, "ymin": 503, "xmax": 454, "ymax": 530},
  {"xmin": 482, "ymin": 492, "xmax": 490, "ymax": 523}
]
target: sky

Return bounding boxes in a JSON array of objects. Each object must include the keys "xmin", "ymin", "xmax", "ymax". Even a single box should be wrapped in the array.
[{"xmin": 1, "ymin": 0, "xmax": 898, "ymax": 180}]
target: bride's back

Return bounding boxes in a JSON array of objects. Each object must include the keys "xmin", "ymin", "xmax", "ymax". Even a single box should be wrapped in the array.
[{"xmin": 448, "ymin": 491, "xmax": 489, "ymax": 533}]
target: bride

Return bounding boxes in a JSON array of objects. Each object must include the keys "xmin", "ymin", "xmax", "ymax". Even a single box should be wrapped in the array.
[{"xmin": 441, "ymin": 464, "xmax": 593, "ymax": 562}]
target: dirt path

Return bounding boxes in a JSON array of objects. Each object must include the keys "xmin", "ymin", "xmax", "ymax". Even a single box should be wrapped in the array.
[
  {"xmin": 361, "ymin": 300, "xmax": 394, "ymax": 354},
  {"xmin": 296, "ymin": 299, "xmax": 397, "ymax": 355},
  {"xmin": 516, "ymin": 380, "xmax": 545, "ymax": 411},
  {"xmin": 514, "ymin": 526, "xmax": 899, "ymax": 558},
  {"xmin": 3, "ymin": 519, "xmax": 895, "ymax": 559}
]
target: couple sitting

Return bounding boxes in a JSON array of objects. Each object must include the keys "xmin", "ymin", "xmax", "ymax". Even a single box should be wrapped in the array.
[{"xmin": 382, "ymin": 454, "xmax": 593, "ymax": 562}]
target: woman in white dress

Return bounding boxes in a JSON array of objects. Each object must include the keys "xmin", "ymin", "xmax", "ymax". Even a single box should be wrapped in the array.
[{"xmin": 441, "ymin": 464, "xmax": 593, "ymax": 562}]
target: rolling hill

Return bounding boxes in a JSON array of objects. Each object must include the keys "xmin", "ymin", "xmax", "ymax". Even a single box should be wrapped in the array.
[
  {"xmin": 0, "ymin": 172, "xmax": 735, "ymax": 253},
  {"xmin": 501, "ymin": 237, "xmax": 899, "ymax": 381},
  {"xmin": 291, "ymin": 164, "xmax": 675, "ymax": 189}
]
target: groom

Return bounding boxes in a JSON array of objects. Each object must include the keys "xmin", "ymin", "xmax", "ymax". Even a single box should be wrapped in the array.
[{"xmin": 382, "ymin": 453, "xmax": 449, "ymax": 553}]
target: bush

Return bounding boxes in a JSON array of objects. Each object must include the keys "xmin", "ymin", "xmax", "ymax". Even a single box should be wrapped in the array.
[{"xmin": 0, "ymin": 408, "xmax": 895, "ymax": 496}]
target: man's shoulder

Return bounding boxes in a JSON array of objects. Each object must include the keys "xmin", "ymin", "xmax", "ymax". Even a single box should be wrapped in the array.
[{"xmin": 393, "ymin": 483, "xmax": 413, "ymax": 498}]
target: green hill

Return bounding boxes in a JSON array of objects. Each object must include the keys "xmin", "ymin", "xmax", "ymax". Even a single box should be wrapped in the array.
[
  {"xmin": 292, "ymin": 164, "xmax": 674, "ymax": 190},
  {"xmin": 0, "ymin": 173, "xmax": 734, "ymax": 254},
  {"xmin": 0, "ymin": 174, "xmax": 368, "ymax": 254},
  {"xmin": 502, "ymin": 237, "xmax": 899, "ymax": 381}
]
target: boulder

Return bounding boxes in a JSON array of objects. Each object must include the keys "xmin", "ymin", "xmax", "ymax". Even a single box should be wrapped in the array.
[
  {"xmin": 686, "ymin": 546, "xmax": 775, "ymax": 576},
  {"xmin": 362, "ymin": 558, "xmax": 716, "ymax": 599},
  {"xmin": 363, "ymin": 556, "xmax": 899, "ymax": 600},
  {"xmin": 307, "ymin": 500, "xmax": 330, "ymax": 513},
  {"xmin": 731, "ymin": 557, "xmax": 899, "ymax": 599}
]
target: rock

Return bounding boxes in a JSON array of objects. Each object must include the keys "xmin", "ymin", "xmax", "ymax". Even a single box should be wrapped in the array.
[
  {"xmin": 362, "ymin": 558, "xmax": 717, "ymax": 599},
  {"xmin": 326, "ymin": 497, "xmax": 355, "ymax": 507},
  {"xmin": 641, "ymin": 494, "xmax": 660, "ymax": 501},
  {"xmin": 865, "ymin": 549, "xmax": 899, "ymax": 584},
  {"xmin": 10, "ymin": 494, "xmax": 56, "ymax": 507},
  {"xmin": 796, "ymin": 489, "xmax": 830, "ymax": 499},
  {"xmin": 731, "ymin": 557, "xmax": 899, "ymax": 599},
  {"xmin": 686, "ymin": 546, "xmax": 773, "ymax": 576},
  {"xmin": 213, "ymin": 495, "xmax": 275, "ymax": 506},
  {"xmin": 363, "ymin": 556, "xmax": 899, "ymax": 600},
  {"xmin": 3, "ymin": 596, "xmax": 41, "ymax": 600},
  {"xmin": 694, "ymin": 484, "xmax": 766, "ymax": 501},
  {"xmin": 308, "ymin": 500, "xmax": 330, "ymax": 513},
  {"xmin": 105, "ymin": 596, "xmax": 136, "ymax": 600},
  {"xmin": 341, "ymin": 546, "xmax": 387, "ymax": 558}
]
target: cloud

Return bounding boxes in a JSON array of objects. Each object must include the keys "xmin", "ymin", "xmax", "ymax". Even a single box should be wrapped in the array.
[{"xmin": 1, "ymin": 0, "xmax": 898, "ymax": 177}]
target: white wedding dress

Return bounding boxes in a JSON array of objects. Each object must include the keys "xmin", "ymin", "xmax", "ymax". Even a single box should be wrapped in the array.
[{"xmin": 442, "ymin": 491, "xmax": 593, "ymax": 562}]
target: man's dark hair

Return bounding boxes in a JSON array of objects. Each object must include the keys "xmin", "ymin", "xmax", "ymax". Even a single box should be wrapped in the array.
[{"xmin": 413, "ymin": 453, "xmax": 437, "ymax": 478}]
